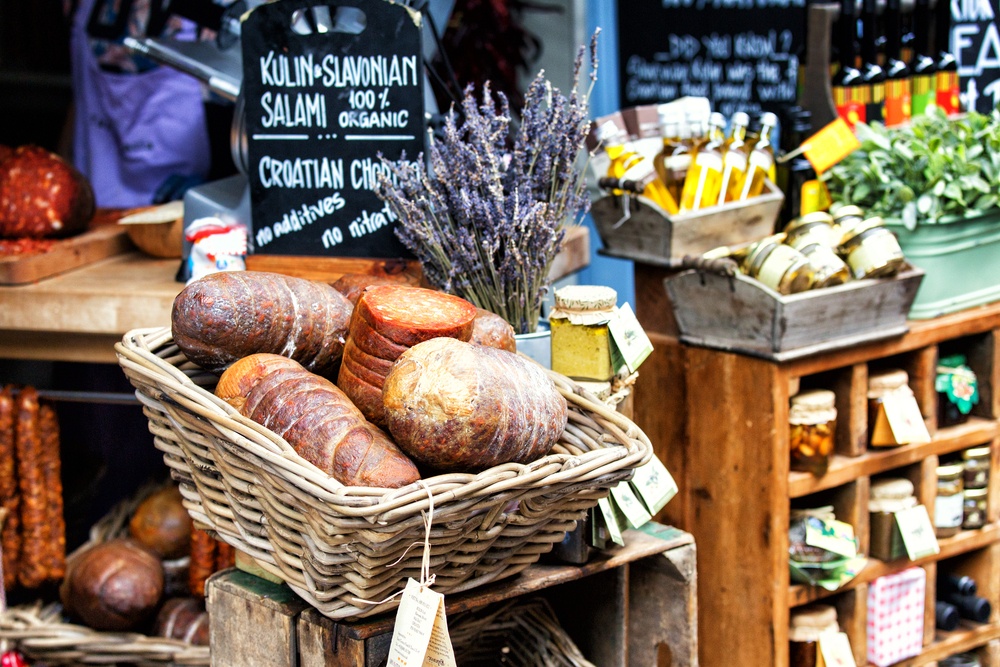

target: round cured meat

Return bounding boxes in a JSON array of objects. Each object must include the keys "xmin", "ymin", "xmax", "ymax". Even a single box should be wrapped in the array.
[{"xmin": 0, "ymin": 145, "xmax": 95, "ymax": 238}]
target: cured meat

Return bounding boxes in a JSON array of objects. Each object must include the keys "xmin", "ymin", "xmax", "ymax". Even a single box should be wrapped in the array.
[
  {"xmin": 38, "ymin": 403, "xmax": 65, "ymax": 581},
  {"xmin": 188, "ymin": 528, "xmax": 216, "ymax": 599},
  {"xmin": 348, "ymin": 315, "xmax": 409, "ymax": 362},
  {"xmin": 354, "ymin": 285, "xmax": 477, "ymax": 347},
  {"xmin": 0, "ymin": 145, "xmax": 95, "ymax": 238},
  {"xmin": 330, "ymin": 273, "xmax": 403, "ymax": 305},
  {"xmin": 218, "ymin": 355, "xmax": 419, "ymax": 488},
  {"xmin": 383, "ymin": 337, "xmax": 568, "ymax": 472},
  {"xmin": 14, "ymin": 387, "xmax": 48, "ymax": 588},
  {"xmin": 0, "ymin": 386, "xmax": 18, "ymax": 591},
  {"xmin": 336, "ymin": 361, "xmax": 389, "ymax": 427},
  {"xmin": 470, "ymin": 308, "xmax": 517, "ymax": 352},
  {"xmin": 172, "ymin": 271, "xmax": 353, "ymax": 378}
]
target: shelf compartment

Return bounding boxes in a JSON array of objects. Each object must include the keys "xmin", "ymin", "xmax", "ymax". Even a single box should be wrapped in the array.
[
  {"xmin": 788, "ymin": 524, "xmax": 1000, "ymax": 608},
  {"xmin": 891, "ymin": 622, "xmax": 1000, "ymax": 666},
  {"xmin": 789, "ymin": 418, "xmax": 999, "ymax": 498}
]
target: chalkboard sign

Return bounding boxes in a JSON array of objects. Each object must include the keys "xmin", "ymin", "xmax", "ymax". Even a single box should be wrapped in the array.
[
  {"xmin": 616, "ymin": 0, "xmax": 807, "ymax": 118},
  {"xmin": 954, "ymin": 0, "xmax": 1000, "ymax": 113},
  {"xmin": 241, "ymin": 0, "xmax": 425, "ymax": 257}
]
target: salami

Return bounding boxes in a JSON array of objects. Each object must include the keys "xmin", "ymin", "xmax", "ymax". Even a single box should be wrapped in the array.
[
  {"xmin": 348, "ymin": 315, "xmax": 409, "ymax": 361},
  {"xmin": 354, "ymin": 285, "xmax": 477, "ymax": 347},
  {"xmin": 0, "ymin": 145, "xmax": 95, "ymax": 238},
  {"xmin": 0, "ymin": 386, "xmax": 18, "ymax": 592},
  {"xmin": 336, "ymin": 361, "xmax": 389, "ymax": 427},
  {"xmin": 38, "ymin": 403, "xmax": 66, "ymax": 581},
  {"xmin": 188, "ymin": 528, "xmax": 216, "ymax": 598},
  {"xmin": 331, "ymin": 273, "xmax": 403, "ymax": 305},
  {"xmin": 14, "ymin": 387, "xmax": 48, "ymax": 588},
  {"xmin": 215, "ymin": 539, "xmax": 235, "ymax": 571}
]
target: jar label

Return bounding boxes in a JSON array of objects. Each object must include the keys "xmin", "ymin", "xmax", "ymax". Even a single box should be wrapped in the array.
[
  {"xmin": 755, "ymin": 244, "xmax": 802, "ymax": 292},
  {"xmin": 845, "ymin": 234, "xmax": 904, "ymax": 279},
  {"xmin": 935, "ymin": 492, "xmax": 965, "ymax": 529}
]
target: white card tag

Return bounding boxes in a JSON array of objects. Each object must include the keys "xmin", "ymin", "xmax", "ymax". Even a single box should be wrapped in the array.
[
  {"xmin": 895, "ymin": 504, "xmax": 940, "ymax": 560},
  {"xmin": 610, "ymin": 482, "xmax": 652, "ymax": 529},
  {"xmin": 629, "ymin": 455, "xmax": 677, "ymax": 515},
  {"xmin": 608, "ymin": 303, "xmax": 653, "ymax": 374},
  {"xmin": 805, "ymin": 519, "xmax": 858, "ymax": 558},
  {"xmin": 877, "ymin": 391, "xmax": 931, "ymax": 445},
  {"xmin": 819, "ymin": 631, "xmax": 857, "ymax": 667},
  {"xmin": 597, "ymin": 497, "xmax": 625, "ymax": 546},
  {"xmin": 386, "ymin": 578, "xmax": 456, "ymax": 667}
]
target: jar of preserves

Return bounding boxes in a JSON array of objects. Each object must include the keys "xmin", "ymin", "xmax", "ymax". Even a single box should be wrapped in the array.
[
  {"xmin": 868, "ymin": 369, "xmax": 911, "ymax": 447},
  {"xmin": 963, "ymin": 487, "xmax": 987, "ymax": 530},
  {"xmin": 830, "ymin": 204, "xmax": 866, "ymax": 231},
  {"xmin": 962, "ymin": 446, "xmax": 990, "ymax": 490},
  {"xmin": 789, "ymin": 506, "xmax": 839, "ymax": 564},
  {"xmin": 869, "ymin": 477, "xmax": 917, "ymax": 561},
  {"xmin": 784, "ymin": 214, "xmax": 850, "ymax": 288},
  {"xmin": 549, "ymin": 285, "xmax": 617, "ymax": 381},
  {"xmin": 789, "ymin": 604, "xmax": 839, "ymax": 667},
  {"xmin": 743, "ymin": 234, "xmax": 816, "ymax": 294},
  {"xmin": 837, "ymin": 216, "xmax": 906, "ymax": 280},
  {"xmin": 936, "ymin": 462, "xmax": 966, "ymax": 538},
  {"xmin": 937, "ymin": 355, "xmax": 980, "ymax": 428},
  {"xmin": 789, "ymin": 389, "xmax": 837, "ymax": 476}
]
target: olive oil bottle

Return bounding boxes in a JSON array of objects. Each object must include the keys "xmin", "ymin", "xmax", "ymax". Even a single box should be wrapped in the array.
[
  {"xmin": 597, "ymin": 120, "xmax": 679, "ymax": 214},
  {"xmin": 738, "ymin": 112, "xmax": 777, "ymax": 202},
  {"xmin": 883, "ymin": 0, "xmax": 912, "ymax": 126},
  {"xmin": 831, "ymin": 0, "xmax": 866, "ymax": 128},
  {"xmin": 680, "ymin": 112, "xmax": 726, "ymax": 211},
  {"xmin": 653, "ymin": 105, "xmax": 688, "ymax": 206},
  {"xmin": 717, "ymin": 112, "xmax": 750, "ymax": 205},
  {"xmin": 935, "ymin": 0, "xmax": 960, "ymax": 115},
  {"xmin": 860, "ymin": 0, "xmax": 886, "ymax": 123},
  {"xmin": 910, "ymin": 0, "xmax": 938, "ymax": 116}
]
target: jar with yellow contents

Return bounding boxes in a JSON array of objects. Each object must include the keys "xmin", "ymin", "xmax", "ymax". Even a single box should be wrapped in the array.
[
  {"xmin": 789, "ymin": 389, "xmax": 837, "ymax": 476},
  {"xmin": 784, "ymin": 212, "xmax": 850, "ymax": 288},
  {"xmin": 742, "ymin": 234, "xmax": 816, "ymax": 295},
  {"xmin": 837, "ymin": 216, "xmax": 906, "ymax": 280},
  {"xmin": 549, "ymin": 285, "xmax": 618, "ymax": 382}
]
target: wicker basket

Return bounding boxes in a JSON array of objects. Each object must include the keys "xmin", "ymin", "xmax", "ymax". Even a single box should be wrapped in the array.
[
  {"xmin": 115, "ymin": 327, "xmax": 652, "ymax": 620},
  {"xmin": 0, "ymin": 482, "xmax": 211, "ymax": 665}
]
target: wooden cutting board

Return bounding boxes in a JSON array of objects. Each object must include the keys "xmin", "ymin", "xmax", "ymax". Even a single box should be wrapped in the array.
[{"xmin": 0, "ymin": 210, "xmax": 135, "ymax": 285}]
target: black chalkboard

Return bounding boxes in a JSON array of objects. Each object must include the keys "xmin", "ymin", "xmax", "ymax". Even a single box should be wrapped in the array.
[
  {"xmin": 616, "ymin": 0, "xmax": 807, "ymax": 118},
  {"xmin": 241, "ymin": 0, "xmax": 425, "ymax": 257},
  {"xmin": 953, "ymin": 0, "xmax": 1000, "ymax": 113}
]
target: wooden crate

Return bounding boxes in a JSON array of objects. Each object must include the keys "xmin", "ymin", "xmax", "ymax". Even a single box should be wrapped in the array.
[
  {"xmin": 664, "ymin": 263, "xmax": 925, "ymax": 362},
  {"xmin": 591, "ymin": 181, "xmax": 783, "ymax": 264},
  {"xmin": 206, "ymin": 524, "xmax": 697, "ymax": 667}
]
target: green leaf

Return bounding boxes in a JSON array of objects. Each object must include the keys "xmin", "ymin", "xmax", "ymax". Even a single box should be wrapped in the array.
[{"xmin": 974, "ymin": 194, "xmax": 998, "ymax": 211}]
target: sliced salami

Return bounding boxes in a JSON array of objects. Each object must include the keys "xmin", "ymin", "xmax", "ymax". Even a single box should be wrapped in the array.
[{"xmin": 355, "ymin": 285, "xmax": 477, "ymax": 347}]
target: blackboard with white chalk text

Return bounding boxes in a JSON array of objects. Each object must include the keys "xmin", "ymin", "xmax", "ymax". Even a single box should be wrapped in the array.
[
  {"xmin": 616, "ymin": 0, "xmax": 807, "ymax": 118},
  {"xmin": 241, "ymin": 0, "xmax": 425, "ymax": 257}
]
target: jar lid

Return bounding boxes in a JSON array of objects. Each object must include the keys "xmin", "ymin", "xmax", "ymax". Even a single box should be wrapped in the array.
[
  {"xmin": 966, "ymin": 486, "xmax": 988, "ymax": 498},
  {"xmin": 937, "ymin": 462, "xmax": 965, "ymax": 477},
  {"xmin": 789, "ymin": 603, "xmax": 838, "ymax": 629},
  {"xmin": 962, "ymin": 446, "xmax": 991, "ymax": 460},
  {"xmin": 840, "ymin": 216, "xmax": 887, "ymax": 244},
  {"xmin": 870, "ymin": 477, "xmax": 915, "ymax": 500},
  {"xmin": 785, "ymin": 212, "xmax": 835, "ymax": 235},
  {"xmin": 830, "ymin": 204, "xmax": 865, "ymax": 221},
  {"xmin": 868, "ymin": 369, "xmax": 909, "ymax": 393},
  {"xmin": 870, "ymin": 495, "xmax": 918, "ymax": 513},
  {"xmin": 554, "ymin": 285, "xmax": 618, "ymax": 311},
  {"xmin": 789, "ymin": 389, "xmax": 837, "ymax": 424}
]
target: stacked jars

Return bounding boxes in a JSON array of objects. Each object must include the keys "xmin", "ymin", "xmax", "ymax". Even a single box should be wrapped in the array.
[{"xmin": 962, "ymin": 446, "xmax": 990, "ymax": 530}]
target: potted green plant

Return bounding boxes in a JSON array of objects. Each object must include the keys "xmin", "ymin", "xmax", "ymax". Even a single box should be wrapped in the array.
[
  {"xmin": 375, "ymin": 33, "xmax": 599, "ymax": 337},
  {"xmin": 823, "ymin": 109, "xmax": 1000, "ymax": 319}
]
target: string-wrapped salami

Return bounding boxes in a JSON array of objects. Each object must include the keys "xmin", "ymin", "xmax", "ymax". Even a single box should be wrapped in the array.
[
  {"xmin": 38, "ymin": 402, "xmax": 65, "ymax": 581},
  {"xmin": 0, "ymin": 386, "xmax": 18, "ymax": 591},
  {"xmin": 14, "ymin": 387, "xmax": 48, "ymax": 589},
  {"xmin": 188, "ymin": 528, "xmax": 216, "ymax": 598}
]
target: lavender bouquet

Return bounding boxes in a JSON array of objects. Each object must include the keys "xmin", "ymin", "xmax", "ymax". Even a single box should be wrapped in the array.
[{"xmin": 375, "ymin": 32, "xmax": 599, "ymax": 334}]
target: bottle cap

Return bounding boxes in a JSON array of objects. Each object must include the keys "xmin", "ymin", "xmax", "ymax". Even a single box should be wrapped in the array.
[
  {"xmin": 709, "ymin": 112, "xmax": 727, "ymax": 128},
  {"xmin": 759, "ymin": 111, "xmax": 778, "ymax": 127},
  {"xmin": 731, "ymin": 111, "xmax": 750, "ymax": 127}
]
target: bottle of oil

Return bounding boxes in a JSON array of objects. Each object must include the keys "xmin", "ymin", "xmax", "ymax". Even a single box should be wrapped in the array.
[
  {"xmin": 910, "ymin": 0, "xmax": 938, "ymax": 116},
  {"xmin": 831, "ymin": 0, "xmax": 867, "ymax": 128},
  {"xmin": 680, "ymin": 112, "xmax": 726, "ymax": 211},
  {"xmin": 883, "ymin": 0, "xmax": 912, "ymax": 126},
  {"xmin": 935, "ymin": 0, "xmax": 960, "ymax": 114},
  {"xmin": 653, "ymin": 105, "xmax": 687, "ymax": 206},
  {"xmin": 597, "ymin": 120, "xmax": 679, "ymax": 214},
  {"xmin": 776, "ymin": 109, "xmax": 832, "ymax": 227},
  {"xmin": 738, "ymin": 112, "xmax": 777, "ymax": 202},
  {"xmin": 860, "ymin": 0, "xmax": 886, "ymax": 123},
  {"xmin": 717, "ymin": 112, "xmax": 750, "ymax": 205}
]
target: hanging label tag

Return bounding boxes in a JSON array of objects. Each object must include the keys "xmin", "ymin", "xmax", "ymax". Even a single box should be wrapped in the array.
[
  {"xmin": 805, "ymin": 519, "xmax": 858, "ymax": 558},
  {"xmin": 608, "ymin": 303, "xmax": 653, "ymax": 374},
  {"xmin": 386, "ymin": 579, "xmax": 456, "ymax": 667},
  {"xmin": 611, "ymin": 482, "xmax": 652, "ymax": 530},
  {"xmin": 895, "ymin": 504, "xmax": 940, "ymax": 560},
  {"xmin": 629, "ymin": 455, "xmax": 677, "ymax": 516},
  {"xmin": 597, "ymin": 497, "xmax": 625, "ymax": 546},
  {"xmin": 819, "ymin": 631, "xmax": 857, "ymax": 667},
  {"xmin": 872, "ymin": 391, "xmax": 931, "ymax": 446},
  {"xmin": 802, "ymin": 118, "xmax": 861, "ymax": 174}
]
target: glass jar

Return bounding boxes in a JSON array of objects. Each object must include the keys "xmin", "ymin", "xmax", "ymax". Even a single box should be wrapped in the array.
[
  {"xmin": 549, "ymin": 285, "xmax": 617, "ymax": 381},
  {"xmin": 868, "ymin": 369, "xmax": 911, "ymax": 447},
  {"xmin": 789, "ymin": 506, "xmax": 839, "ymax": 564},
  {"xmin": 936, "ymin": 462, "xmax": 966, "ymax": 538},
  {"xmin": 789, "ymin": 389, "xmax": 837, "ymax": 476},
  {"xmin": 962, "ymin": 446, "xmax": 990, "ymax": 490},
  {"xmin": 937, "ymin": 355, "xmax": 980, "ymax": 428},
  {"xmin": 830, "ymin": 204, "xmax": 866, "ymax": 234},
  {"xmin": 837, "ymin": 216, "xmax": 906, "ymax": 280},
  {"xmin": 785, "ymin": 212, "xmax": 839, "ymax": 248},
  {"xmin": 869, "ymin": 477, "xmax": 917, "ymax": 561},
  {"xmin": 743, "ymin": 234, "xmax": 816, "ymax": 294},
  {"xmin": 789, "ymin": 604, "xmax": 839, "ymax": 667},
  {"xmin": 963, "ymin": 487, "xmax": 987, "ymax": 530},
  {"xmin": 940, "ymin": 653, "xmax": 982, "ymax": 667}
]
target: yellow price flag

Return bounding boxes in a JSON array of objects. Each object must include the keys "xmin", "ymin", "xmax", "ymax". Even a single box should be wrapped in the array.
[{"xmin": 801, "ymin": 117, "xmax": 861, "ymax": 174}]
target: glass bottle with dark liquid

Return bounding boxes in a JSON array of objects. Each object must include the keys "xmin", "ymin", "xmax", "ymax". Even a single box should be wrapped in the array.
[
  {"xmin": 883, "ymin": 0, "xmax": 912, "ymax": 126},
  {"xmin": 859, "ymin": 0, "xmax": 886, "ymax": 124},
  {"xmin": 935, "ymin": 0, "xmax": 960, "ymax": 114},
  {"xmin": 910, "ymin": 0, "xmax": 938, "ymax": 117},
  {"xmin": 831, "ymin": 0, "xmax": 867, "ymax": 128}
]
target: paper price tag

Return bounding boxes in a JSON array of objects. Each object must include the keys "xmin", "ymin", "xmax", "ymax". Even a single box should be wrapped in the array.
[
  {"xmin": 872, "ymin": 391, "xmax": 931, "ymax": 446},
  {"xmin": 597, "ymin": 497, "xmax": 625, "ymax": 546},
  {"xmin": 818, "ymin": 631, "xmax": 857, "ymax": 667},
  {"xmin": 608, "ymin": 303, "xmax": 653, "ymax": 374},
  {"xmin": 610, "ymin": 482, "xmax": 652, "ymax": 530},
  {"xmin": 629, "ymin": 455, "xmax": 677, "ymax": 516},
  {"xmin": 895, "ymin": 504, "xmax": 940, "ymax": 560},
  {"xmin": 386, "ymin": 579, "xmax": 456, "ymax": 667},
  {"xmin": 805, "ymin": 519, "xmax": 858, "ymax": 558},
  {"xmin": 802, "ymin": 118, "xmax": 861, "ymax": 174}
]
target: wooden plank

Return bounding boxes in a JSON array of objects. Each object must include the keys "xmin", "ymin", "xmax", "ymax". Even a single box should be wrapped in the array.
[
  {"xmin": 244, "ymin": 254, "xmax": 423, "ymax": 284},
  {"xmin": 892, "ymin": 622, "xmax": 1000, "ymax": 666},
  {"xmin": 984, "ymin": 638, "xmax": 1000, "ymax": 667},
  {"xmin": 968, "ymin": 329, "xmax": 1000, "ymax": 421},
  {"xmin": 788, "ymin": 417, "xmax": 999, "ymax": 498},
  {"xmin": 831, "ymin": 582, "xmax": 868, "ymax": 667},
  {"xmin": 0, "ymin": 210, "xmax": 134, "ymax": 285},
  {"xmin": 628, "ymin": 541, "xmax": 698, "ymax": 667},
  {"xmin": 910, "ymin": 346, "xmax": 941, "ymax": 435},
  {"xmin": 633, "ymin": 262, "xmax": 681, "ymax": 337},
  {"xmin": 680, "ymin": 347, "xmax": 786, "ymax": 666},
  {"xmin": 836, "ymin": 363, "xmax": 869, "ymax": 457},
  {"xmin": 924, "ymin": 562, "xmax": 938, "ymax": 647},
  {"xmin": 788, "ymin": 524, "xmax": 1000, "ymax": 607}
]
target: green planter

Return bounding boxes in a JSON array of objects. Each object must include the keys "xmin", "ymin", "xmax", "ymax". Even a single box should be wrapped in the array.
[{"xmin": 886, "ymin": 209, "xmax": 1000, "ymax": 319}]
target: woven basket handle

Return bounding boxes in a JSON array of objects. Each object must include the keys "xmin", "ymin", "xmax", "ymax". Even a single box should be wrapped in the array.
[{"xmin": 597, "ymin": 176, "xmax": 644, "ymax": 194}]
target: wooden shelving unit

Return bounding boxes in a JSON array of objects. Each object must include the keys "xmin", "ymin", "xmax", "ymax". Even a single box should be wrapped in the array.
[{"xmin": 633, "ymin": 274, "xmax": 1000, "ymax": 666}]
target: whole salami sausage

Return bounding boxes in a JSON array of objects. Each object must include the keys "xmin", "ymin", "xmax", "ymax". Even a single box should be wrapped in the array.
[
  {"xmin": 14, "ymin": 387, "xmax": 48, "ymax": 589},
  {"xmin": 38, "ymin": 403, "xmax": 66, "ymax": 581},
  {"xmin": 0, "ymin": 146, "xmax": 95, "ymax": 238},
  {"xmin": 188, "ymin": 528, "xmax": 216, "ymax": 599},
  {"xmin": 0, "ymin": 386, "xmax": 18, "ymax": 591}
]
